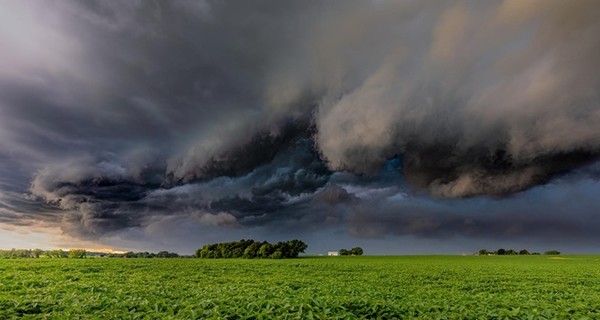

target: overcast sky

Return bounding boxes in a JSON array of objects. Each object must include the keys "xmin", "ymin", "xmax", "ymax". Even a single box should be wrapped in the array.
[{"xmin": 1, "ymin": 0, "xmax": 599, "ymax": 254}]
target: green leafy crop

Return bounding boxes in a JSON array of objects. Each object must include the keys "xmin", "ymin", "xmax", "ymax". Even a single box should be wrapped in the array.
[{"xmin": 1, "ymin": 255, "xmax": 599, "ymax": 319}]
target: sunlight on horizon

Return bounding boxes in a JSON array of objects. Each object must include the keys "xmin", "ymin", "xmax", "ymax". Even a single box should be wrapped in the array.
[{"xmin": 0, "ymin": 224, "xmax": 126, "ymax": 252}]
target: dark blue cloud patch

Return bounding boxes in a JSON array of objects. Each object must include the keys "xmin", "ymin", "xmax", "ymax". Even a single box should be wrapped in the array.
[
  {"xmin": 209, "ymin": 137, "xmax": 332, "ymax": 219},
  {"xmin": 343, "ymin": 178, "xmax": 600, "ymax": 244}
]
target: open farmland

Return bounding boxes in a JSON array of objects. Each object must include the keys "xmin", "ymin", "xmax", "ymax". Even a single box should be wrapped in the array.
[{"xmin": 1, "ymin": 256, "xmax": 600, "ymax": 319}]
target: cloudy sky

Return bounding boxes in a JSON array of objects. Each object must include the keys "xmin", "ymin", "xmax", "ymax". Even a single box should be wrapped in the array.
[{"xmin": 1, "ymin": 0, "xmax": 599, "ymax": 254}]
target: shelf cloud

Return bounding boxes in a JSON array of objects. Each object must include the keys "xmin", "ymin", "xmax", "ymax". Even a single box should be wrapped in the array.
[{"xmin": 0, "ymin": 0, "xmax": 599, "ymax": 251}]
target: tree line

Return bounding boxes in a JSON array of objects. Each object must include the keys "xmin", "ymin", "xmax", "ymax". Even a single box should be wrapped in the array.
[
  {"xmin": 478, "ymin": 249, "xmax": 561, "ymax": 255},
  {"xmin": 0, "ymin": 249, "xmax": 184, "ymax": 259},
  {"xmin": 1, "ymin": 239, "xmax": 308, "ymax": 259},
  {"xmin": 195, "ymin": 239, "xmax": 307, "ymax": 259},
  {"xmin": 0, "ymin": 249, "xmax": 86, "ymax": 259},
  {"xmin": 107, "ymin": 251, "xmax": 183, "ymax": 258},
  {"xmin": 338, "ymin": 247, "xmax": 364, "ymax": 256}
]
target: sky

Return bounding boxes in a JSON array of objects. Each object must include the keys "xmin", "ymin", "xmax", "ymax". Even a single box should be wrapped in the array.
[{"xmin": 0, "ymin": 0, "xmax": 599, "ymax": 255}]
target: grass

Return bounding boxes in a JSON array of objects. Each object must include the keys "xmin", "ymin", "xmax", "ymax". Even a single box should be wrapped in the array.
[{"xmin": 1, "ymin": 255, "xmax": 600, "ymax": 319}]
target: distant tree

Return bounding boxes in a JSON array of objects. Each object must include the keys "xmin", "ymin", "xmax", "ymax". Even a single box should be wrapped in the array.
[
  {"xmin": 196, "ymin": 239, "xmax": 307, "ymax": 259},
  {"xmin": 339, "ymin": 249, "xmax": 350, "ymax": 256},
  {"xmin": 544, "ymin": 250, "xmax": 561, "ymax": 255},
  {"xmin": 496, "ymin": 248, "xmax": 506, "ymax": 255},
  {"xmin": 156, "ymin": 251, "xmax": 179, "ymax": 258},
  {"xmin": 519, "ymin": 249, "xmax": 530, "ymax": 255},
  {"xmin": 286, "ymin": 240, "xmax": 308, "ymax": 258},
  {"xmin": 14, "ymin": 249, "xmax": 31, "ymax": 258},
  {"xmin": 478, "ymin": 249, "xmax": 489, "ymax": 255},
  {"xmin": 69, "ymin": 249, "xmax": 86, "ymax": 259},
  {"xmin": 32, "ymin": 248, "xmax": 43, "ymax": 258},
  {"xmin": 506, "ymin": 249, "xmax": 517, "ymax": 255},
  {"xmin": 231, "ymin": 239, "xmax": 253, "ymax": 258},
  {"xmin": 350, "ymin": 247, "xmax": 364, "ymax": 256},
  {"xmin": 258, "ymin": 243, "xmax": 274, "ymax": 259},
  {"xmin": 50, "ymin": 249, "xmax": 68, "ymax": 258},
  {"xmin": 196, "ymin": 244, "xmax": 216, "ymax": 258},
  {"xmin": 195, "ymin": 246, "xmax": 206, "ymax": 258},
  {"xmin": 243, "ymin": 242, "xmax": 262, "ymax": 259},
  {"xmin": 270, "ymin": 250, "xmax": 283, "ymax": 259},
  {"xmin": 210, "ymin": 245, "xmax": 219, "ymax": 258}
]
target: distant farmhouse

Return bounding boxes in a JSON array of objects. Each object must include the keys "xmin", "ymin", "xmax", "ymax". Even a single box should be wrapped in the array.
[{"xmin": 328, "ymin": 251, "xmax": 339, "ymax": 256}]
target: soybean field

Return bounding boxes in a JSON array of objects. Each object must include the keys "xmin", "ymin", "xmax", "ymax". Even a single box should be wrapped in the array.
[{"xmin": 1, "ymin": 255, "xmax": 600, "ymax": 319}]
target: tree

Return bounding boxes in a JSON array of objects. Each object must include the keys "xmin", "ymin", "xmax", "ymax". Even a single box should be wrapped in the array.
[
  {"xmin": 14, "ymin": 249, "xmax": 31, "ymax": 258},
  {"xmin": 69, "ymin": 249, "xmax": 86, "ymax": 259},
  {"xmin": 350, "ymin": 247, "xmax": 363, "ymax": 256},
  {"xmin": 32, "ymin": 248, "xmax": 43, "ymax": 258},
  {"xmin": 519, "ymin": 249, "xmax": 530, "ymax": 255},
  {"xmin": 197, "ymin": 244, "xmax": 217, "ymax": 258},
  {"xmin": 258, "ymin": 243, "xmax": 274, "ymax": 258},
  {"xmin": 496, "ymin": 248, "xmax": 506, "ymax": 255},
  {"xmin": 478, "ymin": 249, "xmax": 488, "ymax": 255},
  {"xmin": 196, "ymin": 239, "xmax": 308, "ymax": 259},
  {"xmin": 50, "ymin": 249, "xmax": 68, "ymax": 258},
  {"xmin": 339, "ymin": 249, "xmax": 350, "ymax": 256},
  {"xmin": 270, "ymin": 250, "xmax": 283, "ymax": 259},
  {"xmin": 243, "ymin": 242, "xmax": 262, "ymax": 259},
  {"xmin": 157, "ymin": 251, "xmax": 178, "ymax": 258},
  {"xmin": 544, "ymin": 250, "xmax": 561, "ymax": 255},
  {"xmin": 285, "ymin": 240, "xmax": 307, "ymax": 258},
  {"xmin": 195, "ymin": 246, "xmax": 206, "ymax": 258}
]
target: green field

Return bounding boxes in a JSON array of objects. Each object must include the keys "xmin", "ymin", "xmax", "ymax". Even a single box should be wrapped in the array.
[{"xmin": 1, "ymin": 255, "xmax": 599, "ymax": 319}]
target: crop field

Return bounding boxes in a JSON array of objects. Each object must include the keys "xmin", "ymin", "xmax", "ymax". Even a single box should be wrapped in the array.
[{"xmin": 1, "ymin": 255, "xmax": 600, "ymax": 319}]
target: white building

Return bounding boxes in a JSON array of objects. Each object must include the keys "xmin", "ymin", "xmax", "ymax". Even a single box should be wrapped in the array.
[{"xmin": 327, "ymin": 251, "xmax": 339, "ymax": 256}]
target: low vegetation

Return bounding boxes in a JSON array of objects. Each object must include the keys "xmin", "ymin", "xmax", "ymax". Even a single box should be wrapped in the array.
[{"xmin": 1, "ymin": 256, "xmax": 599, "ymax": 318}]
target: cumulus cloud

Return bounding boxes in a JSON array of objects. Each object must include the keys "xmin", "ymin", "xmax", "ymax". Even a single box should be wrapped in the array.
[{"xmin": 0, "ymin": 0, "xmax": 599, "ymax": 249}]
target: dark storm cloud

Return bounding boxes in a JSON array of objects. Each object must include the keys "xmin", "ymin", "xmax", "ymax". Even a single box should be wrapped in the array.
[
  {"xmin": 0, "ymin": 0, "xmax": 599, "ymax": 248},
  {"xmin": 313, "ymin": 1, "xmax": 600, "ymax": 197},
  {"xmin": 343, "ymin": 177, "xmax": 600, "ymax": 245},
  {"xmin": 27, "ymin": 137, "xmax": 330, "ymax": 238}
]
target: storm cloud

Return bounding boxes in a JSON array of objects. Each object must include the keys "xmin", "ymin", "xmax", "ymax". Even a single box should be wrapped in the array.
[{"xmin": 0, "ymin": 0, "xmax": 599, "ymax": 251}]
